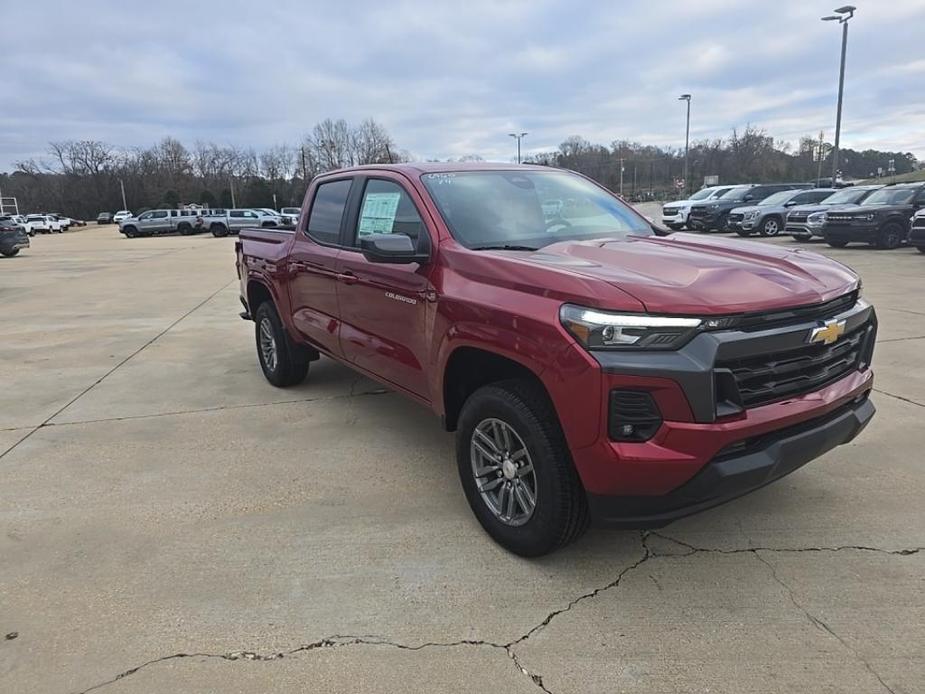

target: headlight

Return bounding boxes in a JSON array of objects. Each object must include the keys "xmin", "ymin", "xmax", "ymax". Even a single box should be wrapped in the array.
[
  {"xmin": 744, "ymin": 210, "xmax": 759, "ymax": 219},
  {"xmin": 560, "ymin": 305, "xmax": 702, "ymax": 351},
  {"xmin": 707, "ymin": 204, "xmax": 720, "ymax": 210},
  {"xmin": 808, "ymin": 212, "xmax": 825, "ymax": 225},
  {"xmin": 863, "ymin": 213, "xmax": 876, "ymax": 221}
]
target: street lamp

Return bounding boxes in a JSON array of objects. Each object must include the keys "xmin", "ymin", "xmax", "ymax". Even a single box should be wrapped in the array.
[
  {"xmin": 678, "ymin": 94, "xmax": 691, "ymax": 196},
  {"xmin": 509, "ymin": 132, "xmax": 528, "ymax": 164},
  {"xmin": 822, "ymin": 5, "xmax": 856, "ymax": 184}
]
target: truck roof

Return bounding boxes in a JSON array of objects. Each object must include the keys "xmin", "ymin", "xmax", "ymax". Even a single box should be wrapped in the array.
[{"xmin": 321, "ymin": 162, "xmax": 553, "ymax": 176}]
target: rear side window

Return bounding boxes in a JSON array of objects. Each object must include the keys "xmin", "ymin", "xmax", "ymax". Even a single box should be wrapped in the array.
[
  {"xmin": 307, "ymin": 179, "xmax": 352, "ymax": 244},
  {"xmin": 230, "ymin": 211, "xmax": 244, "ymax": 218},
  {"xmin": 352, "ymin": 179, "xmax": 424, "ymax": 246}
]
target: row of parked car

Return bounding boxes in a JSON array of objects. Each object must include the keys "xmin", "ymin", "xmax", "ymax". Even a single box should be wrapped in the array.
[
  {"xmin": 0, "ymin": 213, "xmax": 86, "ymax": 236},
  {"xmin": 112, "ymin": 207, "xmax": 301, "ymax": 238},
  {"xmin": 661, "ymin": 181, "xmax": 925, "ymax": 250}
]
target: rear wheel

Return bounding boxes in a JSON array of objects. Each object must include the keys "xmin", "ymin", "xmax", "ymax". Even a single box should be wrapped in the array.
[
  {"xmin": 875, "ymin": 223, "xmax": 904, "ymax": 250},
  {"xmin": 177, "ymin": 223, "xmax": 193, "ymax": 235},
  {"xmin": 211, "ymin": 223, "xmax": 228, "ymax": 237},
  {"xmin": 456, "ymin": 380, "xmax": 588, "ymax": 556},
  {"xmin": 759, "ymin": 216, "xmax": 782, "ymax": 237},
  {"xmin": 254, "ymin": 301, "xmax": 310, "ymax": 387}
]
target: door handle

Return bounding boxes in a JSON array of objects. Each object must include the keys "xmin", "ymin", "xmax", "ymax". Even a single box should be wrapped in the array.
[{"xmin": 336, "ymin": 271, "xmax": 358, "ymax": 285}]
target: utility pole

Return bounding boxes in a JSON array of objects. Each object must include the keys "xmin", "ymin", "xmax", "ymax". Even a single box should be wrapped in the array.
[
  {"xmin": 300, "ymin": 146, "xmax": 307, "ymax": 182},
  {"xmin": 230, "ymin": 177, "xmax": 237, "ymax": 208},
  {"xmin": 618, "ymin": 158, "xmax": 625, "ymax": 196},
  {"xmin": 678, "ymin": 94, "xmax": 692, "ymax": 196},
  {"xmin": 822, "ymin": 6, "xmax": 856, "ymax": 184},
  {"xmin": 508, "ymin": 132, "xmax": 528, "ymax": 164},
  {"xmin": 119, "ymin": 179, "xmax": 128, "ymax": 211}
]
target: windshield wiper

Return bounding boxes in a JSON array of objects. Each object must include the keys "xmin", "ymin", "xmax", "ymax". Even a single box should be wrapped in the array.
[{"xmin": 469, "ymin": 244, "xmax": 539, "ymax": 251}]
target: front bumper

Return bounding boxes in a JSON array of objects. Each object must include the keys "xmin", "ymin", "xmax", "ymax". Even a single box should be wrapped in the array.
[
  {"xmin": 587, "ymin": 395, "xmax": 874, "ymax": 527},
  {"xmin": 908, "ymin": 224, "xmax": 925, "ymax": 247},
  {"xmin": 687, "ymin": 212, "xmax": 720, "ymax": 229},
  {"xmin": 557, "ymin": 298, "xmax": 877, "ymax": 524},
  {"xmin": 823, "ymin": 223, "xmax": 877, "ymax": 243},
  {"xmin": 787, "ymin": 222, "xmax": 824, "ymax": 238}
]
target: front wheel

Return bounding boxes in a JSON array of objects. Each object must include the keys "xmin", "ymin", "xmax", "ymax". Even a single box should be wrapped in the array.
[
  {"xmin": 736, "ymin": 230, "xmax": 751, "ymax": 237},
  {"xmin": 456, "ymin": 380, "xmax": 588, "ymax": 556},
  {"xmin": 759, "ymin": 217, "xmax": 782, "ymax": 237},
  {"xmin": 875, "ymin": 223, "xmax": 904, "ymax": 250},
  {"xmin": 827, "ymin": 239, "xmax": 848, "ymax": 248},
  {"xmin": 2, "ymin": 249, "xmax": 20, "ymax": 257},
  {"xmin": 211, "ymin": 223, "xmax": 228, "ymax": 237},
  {"xmin": 254, "ymin": 302, "xmax": 310, "ymax": 387},
  {"xmin": 917, "ymin": 246, "xmax": 925, "ymax": 255}
]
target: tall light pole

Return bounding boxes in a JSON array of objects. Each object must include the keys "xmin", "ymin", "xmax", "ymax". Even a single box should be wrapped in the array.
[
  {"xmin": 509, "ymin": 132, "xmax": 528, "ymax": 164},
  {"xmin": 119, "ymin": 179, "xmax": 128, "ymax": 211},
  {"xmin": 678, "ymin": 94, "xmax": 691, "ymax": 196},
  {"xmin": 822, "ymin": 6, "xmax": 856, "ymax": 185}
]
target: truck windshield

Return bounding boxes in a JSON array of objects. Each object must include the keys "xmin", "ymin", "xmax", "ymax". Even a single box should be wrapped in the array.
[
  {"xmin": 717, "ymin": 186, "xmax": 753, "ymax": 202},
  {"xmin": 823, "ymin": 188, "xmax": 870, "ymax": 204},
  {"xmin": 861, "ymin": 188, "xmax": 916, "ymax": 205},
  {"xmin": 421, "ymin": 170, "xmax": 652, "ymax": 250}
]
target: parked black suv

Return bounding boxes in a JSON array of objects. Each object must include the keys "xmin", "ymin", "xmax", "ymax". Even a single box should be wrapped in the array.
[
  {"xmin": 822, "ymin": 183, "xmax": 925, "ymax": 249},
  {"xmin": 0, "ymin": 216, "xmax": 30, "ymax": 257},
  {"xmin": 687, "ymin": 183, "xmax": 812, "ymax": 232},
  {"xmin": 786, "ymin": 185, "xmax": 882, "ymax": 242}
]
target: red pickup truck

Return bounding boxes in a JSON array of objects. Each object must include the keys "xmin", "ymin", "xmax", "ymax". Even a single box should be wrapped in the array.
[{"xmin": 236, "ymin": 163, "xmax": 877, "ymax": 556}]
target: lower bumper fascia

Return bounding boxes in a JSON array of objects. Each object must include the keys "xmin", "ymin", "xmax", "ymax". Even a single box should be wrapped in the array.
[{"xmin": 586, "ymin": 395, "xmax": 875, "ymax": 528}]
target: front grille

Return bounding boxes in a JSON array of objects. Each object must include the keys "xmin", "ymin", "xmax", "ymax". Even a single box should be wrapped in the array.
[
  {"xmin": 914, "ymin": 217, "xmax": 925, "ymax": 229},
  {"xmin": 727, "ymin": 213, "xmax": 744, "ymax": 223},
  {"xmin": 689, "ymin": 206, "xmax": 708, "ymax": 216},
  {"xmin": 788, "ymin": 212, "xmax": 808, "ymax": 222},
  {"xmin": 716, "ymin": 326, "xmax": 866, "ymax": 408},
  {"xmin": 663, "ymin": 207, "xmax": 679, "ymax": 216},
  {"xmin": 734, "ymin": 291, "xmax": 859, "ymax": 331}
]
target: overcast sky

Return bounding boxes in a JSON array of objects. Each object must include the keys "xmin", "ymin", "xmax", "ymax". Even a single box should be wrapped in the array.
[{"xmin": 2, "ymin": 0, "xmax": 924, "ymax": 171}]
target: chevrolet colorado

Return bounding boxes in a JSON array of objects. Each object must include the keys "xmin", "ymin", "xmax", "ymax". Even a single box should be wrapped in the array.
[{"xmin": 236, "ymin": 163, "xmax": 877, "ymax": 556}]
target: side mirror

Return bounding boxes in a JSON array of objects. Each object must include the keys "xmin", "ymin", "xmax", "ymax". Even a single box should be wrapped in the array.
[
  {"xmin": 784, "ymin": 201, "xmax": 798, "ymax": 207},
  {"xmin": 743, "ymin": 194, "xmax": 754, "ymax": 201},
  {"xmin": 360, "ymin": 233, "xmax": 428, "ymax": 264}
]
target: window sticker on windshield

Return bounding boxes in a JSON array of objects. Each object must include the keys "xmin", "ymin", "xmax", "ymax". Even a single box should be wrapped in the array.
[{"xmin": 358, "ymin": 192, "xmax": 402, "ymax": 235}]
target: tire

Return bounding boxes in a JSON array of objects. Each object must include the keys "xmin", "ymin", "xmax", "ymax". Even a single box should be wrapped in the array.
[
  {"xmin": 211, "ymin": 223, "xmax": 228, "ymax": 238},
  {"xmin": 122, "ymin": 226, "xmax": 138, "ymax": 238},
  {"xmin": 827, "ymin": 239, "xmax": 848, "ymax": 248},
  {"xmin": 875, "ymin": 223, "xmax": 904, "ymax": 250},
  {"xmin": 177, "ymin": 223, "xmax": 192, "ymax": 236},
  {"xmin": 759, "ymin": 216, "xmax": 782, "ymax": 237},
  {"xmin": 736, "ymin": 229, "xmax": 751, "ymax": 237},
  {"xmin": 456, "ymin": 380, "xmax": 588, "ymax": 557},
  {"xmin": 254, "ymin": 301, "xmax": 310, "ymax": 387},
  {"xmin": 666, "ymin": 223, "xmax": 684, "ymax": 231},
  {"xmin": 792, "ymin": 235, "xmax": 812, "ymax": 242},
  {"xmin": 2, "ymin": 249, "xmax": 20, "ymax": 257}
]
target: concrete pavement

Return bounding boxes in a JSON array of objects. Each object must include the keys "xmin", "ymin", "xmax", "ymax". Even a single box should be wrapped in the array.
[{"xmin": 1, "ymin": 224, "xmax": 922, "ymax": 693}]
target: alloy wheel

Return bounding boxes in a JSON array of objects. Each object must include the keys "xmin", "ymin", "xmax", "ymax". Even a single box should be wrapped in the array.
[
  {"xmin": 259, "ymin": 317, "xmax": 278, "ymax": 372},
  {"xmin": 470, "ymin": 418, "xmax": 537, "ymax": 527}
]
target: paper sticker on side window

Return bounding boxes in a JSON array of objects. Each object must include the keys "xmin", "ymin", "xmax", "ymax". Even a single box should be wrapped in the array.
[{"xmin": 358, "ymin": 192, "xmax": 402, "ymax": 236}]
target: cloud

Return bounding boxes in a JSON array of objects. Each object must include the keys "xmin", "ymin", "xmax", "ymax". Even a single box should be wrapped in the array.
[{"xmin": 1, "ymin": 0, "xmax": 923, "ymax": 170}]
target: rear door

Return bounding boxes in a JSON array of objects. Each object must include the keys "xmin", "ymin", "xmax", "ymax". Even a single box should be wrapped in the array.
[
  {"xmin": 335, "ymin": 175, "xmax": 436, "ymax": 399},
  {"xmin": 286, "ymin": 178, "xmax": 354, "ymax": 356}
]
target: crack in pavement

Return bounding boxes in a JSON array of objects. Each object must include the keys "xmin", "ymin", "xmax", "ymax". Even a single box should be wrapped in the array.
[
  {"xmin": 67, "ymin": 529, "xmax": 924, "ymax": 693},
  {"xmin": 0, "ymin": 279, "xmax": 236, "ymax": 462},
  {"xmin": 873, "ymin": 387, "xmax": 925, "ymax": 409},
  {"xmin": 0, "ymin": 388, "xmax": 392, "ymax": 433},
  {"xmin": 753, "ymin": 552, "xmax": 897, "ymax": 694}
]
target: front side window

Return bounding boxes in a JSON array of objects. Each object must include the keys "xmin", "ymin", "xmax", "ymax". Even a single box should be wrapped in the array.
[
  {"xmin": 352, "ymin": 179, "xmax": 424, "ymax": 246},
  {"xmin": 862, "ymin": 188, "xmax": 916, "ymax": 205},
  {"xmin": 421, "ymin": 170, "xmax": 651, "ymax": 250},
  {"xmin": 307, "ymin": 179, "xmax": 352, "ymax": 244}
]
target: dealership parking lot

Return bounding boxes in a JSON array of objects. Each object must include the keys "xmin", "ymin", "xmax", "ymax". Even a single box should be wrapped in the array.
[{"xmin": 1, "ymin": 220, "xmax": 923, "ymax": 693}]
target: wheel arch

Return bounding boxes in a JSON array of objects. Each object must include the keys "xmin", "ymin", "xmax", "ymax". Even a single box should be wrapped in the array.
[{"xmin": 441, "ymin": 346, "xmax": 553, "ymax": 432}]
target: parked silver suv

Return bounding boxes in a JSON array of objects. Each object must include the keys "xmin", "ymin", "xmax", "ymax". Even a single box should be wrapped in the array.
[{"xmin": 205, "ymin": 209, "xmax": 282, "ymax": 237}]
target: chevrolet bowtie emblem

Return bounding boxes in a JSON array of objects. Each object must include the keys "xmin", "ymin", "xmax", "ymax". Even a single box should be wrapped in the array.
[{"xmin": 809, "ymin": 319, "xmax": 846, "ymax": 345}]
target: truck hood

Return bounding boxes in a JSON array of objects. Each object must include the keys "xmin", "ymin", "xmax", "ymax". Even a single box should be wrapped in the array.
[{"xmin": 500, "ymin": 233, "xmax": 859, "ymax": 315}]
